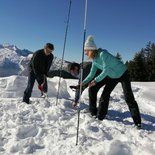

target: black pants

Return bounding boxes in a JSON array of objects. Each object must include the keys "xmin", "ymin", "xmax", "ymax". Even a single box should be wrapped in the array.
[
  {"xmin": 89, "ymin": 70, "xmax": 141, "ymax": 125},
  {"xmin": 23, "ymin": 71, "xmax": 47, "ymax": 102}
]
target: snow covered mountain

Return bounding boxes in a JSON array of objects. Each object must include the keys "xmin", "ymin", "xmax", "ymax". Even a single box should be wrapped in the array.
[
  {"xmin": 0, "ymin": 44, "xmax": 33, "ymax": 77},
  {"xmin": 0, "ymin": 44, "xmax": 69, "ymax": 77}
]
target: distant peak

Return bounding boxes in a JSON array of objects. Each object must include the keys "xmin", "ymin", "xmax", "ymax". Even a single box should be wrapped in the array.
[
  {"xmin": 0, "ymin": 43, "xmax": 32, "ymax": 56},
  {"xmin": 2, "ymin": 43, "xmax": 18, "ymax": 50}
]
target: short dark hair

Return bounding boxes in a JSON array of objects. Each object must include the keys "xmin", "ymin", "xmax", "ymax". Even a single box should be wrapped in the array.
[
  {"xmin": 45, "ymin": 43, "xmax": 54, "ymax": 50},
  {"xmin": 68, "ymin": 62, "xmax": 80, "ymax": 73}
]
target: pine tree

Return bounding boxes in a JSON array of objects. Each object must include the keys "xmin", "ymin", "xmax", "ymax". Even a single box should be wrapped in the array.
[
  {"xmin": 125, "ymin": 42, "xmax": 155, "ymax": 81},
  {"xmin": 128, "ymin": 50, "xmax": 147, "ymax": 81},
  {"xmin": 145, "ymin": 42, "xmax": 155, "ymax": 81}
]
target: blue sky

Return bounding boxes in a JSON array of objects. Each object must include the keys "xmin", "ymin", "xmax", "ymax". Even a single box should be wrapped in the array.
[{"xmin": 0, "ymin": 0, "xmax": 155, "ymax": 62}]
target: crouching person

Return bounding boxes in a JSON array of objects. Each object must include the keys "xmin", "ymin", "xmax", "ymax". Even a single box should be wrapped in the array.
[{"xmin": 23, "ymin": 43, "xmax": 54, "ymax": 104}]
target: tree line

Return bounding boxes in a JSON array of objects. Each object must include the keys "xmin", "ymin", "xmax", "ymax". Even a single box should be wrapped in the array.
[{"xmin": 117, "ymin": 42, "xmax": 155, "ymax": 81}]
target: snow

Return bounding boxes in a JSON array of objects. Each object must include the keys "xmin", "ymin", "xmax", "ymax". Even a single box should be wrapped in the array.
[{"xmin": 0, "ymin": 76, "xmax": 155, "ymax": 155}]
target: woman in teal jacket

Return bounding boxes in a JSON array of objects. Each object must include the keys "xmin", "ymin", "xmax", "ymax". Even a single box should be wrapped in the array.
[{"xmin": 82, "ymin": 35, "xmax": 141, "ymax": 129}]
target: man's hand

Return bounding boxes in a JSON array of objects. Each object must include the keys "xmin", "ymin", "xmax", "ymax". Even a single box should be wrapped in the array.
[
  {"xmin": 69, "ymin": 85, "xmax": 80, "ymax": 90},
  {"xmin": 37, "ymin": 74, "xmax": 46, "ymax": 91},
  {"xmin": 69, "ymin": 83, "xmax": 84, "ymax": 90},
  {"xmin": 72, "ymin": 101, "xmax": 78, "ymax": 107},
  {"xmin": 37, "ymin": 74, "xmax": 46, "ymax": 85},
  {"xmin": 88, "ymin": 80, "xmax": 96, "ymax": 87},
  {"xmin": 38, "ymin": 82, "xmax": 45, "ymax": 91}
]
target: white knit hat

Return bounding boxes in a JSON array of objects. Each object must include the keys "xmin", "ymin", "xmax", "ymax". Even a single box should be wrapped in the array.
[{"xmin": 84, "ymin": 35, "xmax": 97, "ymax": 50}]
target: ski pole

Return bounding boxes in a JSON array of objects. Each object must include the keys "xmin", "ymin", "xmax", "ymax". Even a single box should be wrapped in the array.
[
  {"xmin": 56, "ymin": 0, "xmax": 72, "ymax": 105},
  {"xmin": 76, "ymin": 0, "xmax": 88, "ymax": 145}
]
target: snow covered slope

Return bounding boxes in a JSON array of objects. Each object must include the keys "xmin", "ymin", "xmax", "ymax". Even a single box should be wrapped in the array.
[
  {"xmin": 0, "ymin": 76, "xmax": 155, "ymax": 155},
  {"xmin": 0, "ymin": 44, "xmax": 32, "ymax": 77}
]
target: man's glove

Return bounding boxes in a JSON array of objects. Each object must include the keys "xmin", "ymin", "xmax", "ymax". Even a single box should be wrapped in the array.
[
  {"xmin": 37, "ymin": 74, "xmax": 47, "ymax": 92},
  {"xmin": 69, "ymin": 85, "xmax": 80, "ymax": 90},
  {"xmin": 38, "ymin": 82, "xmax": 45, "ymax": 92}
]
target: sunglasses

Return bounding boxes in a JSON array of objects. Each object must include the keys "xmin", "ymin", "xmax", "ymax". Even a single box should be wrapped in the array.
[{"xmin": 46, "ymin": 47, "xmax": 53, "ymax": 52}]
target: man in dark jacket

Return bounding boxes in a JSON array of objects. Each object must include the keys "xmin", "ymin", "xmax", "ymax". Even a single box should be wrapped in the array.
[
  {"xmin": 47, "ymin": 62, "xmax": 80, "ymax": 79},
  {"xmin": 23, "ymin": 43, "xmax": 54, "ymax": 104}
]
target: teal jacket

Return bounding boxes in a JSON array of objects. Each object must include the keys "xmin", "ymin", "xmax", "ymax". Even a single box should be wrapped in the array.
[{"xmin": 82, "ymin": 49, "xmax": 127, "ymax": 84}]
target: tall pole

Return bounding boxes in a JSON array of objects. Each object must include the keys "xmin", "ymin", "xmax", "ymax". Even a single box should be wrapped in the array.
[
  {"xmin": 76, "ymin": 0, "xmax": 88, "ymax": 145},
  {"xmin": 56, "ymin": 0, "xmax": 72, "ymax": 105}
]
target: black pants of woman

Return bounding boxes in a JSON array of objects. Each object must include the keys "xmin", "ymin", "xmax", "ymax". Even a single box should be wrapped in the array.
[{"xmin": 88, "ymin": 70, "xmax": 141, "ymax": 125}]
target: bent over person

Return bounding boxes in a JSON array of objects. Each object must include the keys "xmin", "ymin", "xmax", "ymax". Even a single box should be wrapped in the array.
[
  {"xmin": 81, "ymin": 35, "xmax": 142, "ymax": 129},
  {"xmin": 23, "ymin": 43, "xmax": 54, "ymax": 104}
]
